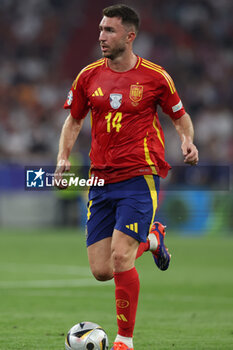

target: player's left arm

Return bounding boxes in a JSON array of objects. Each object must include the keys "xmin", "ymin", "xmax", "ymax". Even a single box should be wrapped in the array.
[
  {"xmin": 172, "ymin": 112, "xmax": 199, "ymax": 165},
  {"xmin": 158, "ymin": 70, "xmax": 199, "ymax": 165}
]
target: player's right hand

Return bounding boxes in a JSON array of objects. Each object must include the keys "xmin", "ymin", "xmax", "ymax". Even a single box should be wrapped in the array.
[{"xmin": 54, "ymin": 159, "xmax": 71, "ymax": 189}]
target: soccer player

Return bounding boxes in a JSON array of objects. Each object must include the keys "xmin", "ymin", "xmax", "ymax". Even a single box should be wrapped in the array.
[{"xmin": 55, "ymin": 4, "xmax": 199, "ymax": 350}]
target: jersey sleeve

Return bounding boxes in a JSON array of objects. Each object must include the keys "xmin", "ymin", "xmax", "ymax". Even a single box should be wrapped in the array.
[
  {"xmin": 158, "ymin": 71, "xmax": 186, "ymax": 120},
  {"xmin": 63, "ymin": 72, "xmax": 90, "ymax": 120}
]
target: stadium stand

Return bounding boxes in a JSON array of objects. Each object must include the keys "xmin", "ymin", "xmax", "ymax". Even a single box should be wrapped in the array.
[{"xmin": 0, "ymin": 0, "xmax": 232, "ymax": 231}]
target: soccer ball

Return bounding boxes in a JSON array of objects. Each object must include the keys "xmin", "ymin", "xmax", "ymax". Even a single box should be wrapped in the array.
[{"xmin": 65, "ymin": 321, "xmax": 109, "ymax": 350}]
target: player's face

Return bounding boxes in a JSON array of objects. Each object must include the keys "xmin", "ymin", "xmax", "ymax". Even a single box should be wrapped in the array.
[{"xmin": 99, "ymin": 16, "xmax": 130, "ymax": 60}]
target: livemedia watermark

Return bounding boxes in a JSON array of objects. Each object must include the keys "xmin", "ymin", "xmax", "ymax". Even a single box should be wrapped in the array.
[
  {"xmin": 25, "ymin": 166, "xmax": 104, "ymax": 190},
  {"xmin": 24, "ymin": 165, "xmax": 231, "ymax": 191}
]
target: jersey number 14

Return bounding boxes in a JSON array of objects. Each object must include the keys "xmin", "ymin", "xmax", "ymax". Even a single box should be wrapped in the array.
[{"xmin": 105, "ymin": 112, "xmax": 122, "ymax": 133}]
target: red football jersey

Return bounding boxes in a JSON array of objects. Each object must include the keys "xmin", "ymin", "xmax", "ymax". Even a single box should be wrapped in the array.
[{"xmin": 64, "ymin": 56, "xmax": 186, "ymax": 183}]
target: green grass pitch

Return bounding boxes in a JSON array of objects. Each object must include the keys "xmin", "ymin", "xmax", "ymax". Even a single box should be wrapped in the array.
[{"xmin": 0, "ymin": 229, "xmax": 232, "ymax": 350}]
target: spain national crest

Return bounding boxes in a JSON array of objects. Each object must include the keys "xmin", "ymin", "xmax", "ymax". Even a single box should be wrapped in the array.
[
  {"xmin": 129, "ymin": 84, "xmax": 143, "ymax": 105},
  {"xmin": 110, "ymin": 93, "xmax": 122, "ymax": 109}
]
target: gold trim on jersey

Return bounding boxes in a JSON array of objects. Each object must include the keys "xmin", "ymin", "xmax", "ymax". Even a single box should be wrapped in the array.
[
  {"xmin": 153, "ymin": 115, "xmax": 164, "ymax": 148},
  {"xmin": 143, "ymin": 174, "xmax": 158, "ymax": 232},
  {"xmin": 104, "ymin": 56, "xmax": 141, "ymax": 69},
  {"xmin": 86, "ymin": 58, "xmax": 105, "ymax": 68},
  {"xmin": 141, "ymin": 58, "xmax": 163, "ymax": 70},
  {"xmin": 72, "ymin": 59, "xmax": 105, "ymax": 90},
  {"xmin": 135, "ymin": 56, "xmax": 141, "ymax": 69},
  {"xmin": 144, "ymin": 133, "xmax": 157, "ymax": 175},
  {"xmin": 141, "ymin": 59, "xmax": 176, "ymax": 94}
]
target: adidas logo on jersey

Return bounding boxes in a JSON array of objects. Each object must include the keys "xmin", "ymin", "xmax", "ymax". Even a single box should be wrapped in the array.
[
  {"xmin": 92, "ymin": 87, "xmax": 104, "ymax": 96},
  {"xmin": 125, "ymin": 222, "xmax": 138, "ymax": 233}
]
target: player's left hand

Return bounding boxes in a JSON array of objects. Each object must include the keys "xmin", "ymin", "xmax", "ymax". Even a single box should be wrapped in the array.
[{"xmin": 181, "ymin": 142, "xmax": 199, "ymax": 165}]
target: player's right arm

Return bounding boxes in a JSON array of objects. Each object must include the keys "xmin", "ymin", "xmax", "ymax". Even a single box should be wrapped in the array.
[
  {"xmin": 55, "ymin": 69, "xmax": 90, "ymax": 188},
  {"xmin": 55, "ymin": 114, "xmax": 84, "ymax": 189}
]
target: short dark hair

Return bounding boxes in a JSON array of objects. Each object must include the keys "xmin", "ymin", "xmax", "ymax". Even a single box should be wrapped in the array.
[{"xmin": 103, "ymin": 4, "xmax": 140, "ymax": 34}]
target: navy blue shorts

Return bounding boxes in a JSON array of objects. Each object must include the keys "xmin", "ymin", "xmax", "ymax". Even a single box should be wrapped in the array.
[{"xmin": 86, "ymin": 175, "xmax": 160, "ymax": 247}]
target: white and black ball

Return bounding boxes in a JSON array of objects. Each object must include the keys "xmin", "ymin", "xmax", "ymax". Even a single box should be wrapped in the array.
[{"xmin": 65, "ymin": 322, "xmax": 109, "ymax": 350}]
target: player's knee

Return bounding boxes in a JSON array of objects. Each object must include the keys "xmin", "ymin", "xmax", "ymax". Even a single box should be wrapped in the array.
[
  {"xmin": 111, "ymin": 249, "xmax": 128, "ymax": 271},
  {"xmin": 91, "ymin": 267, "xmax": 113, "ymax": 281}
]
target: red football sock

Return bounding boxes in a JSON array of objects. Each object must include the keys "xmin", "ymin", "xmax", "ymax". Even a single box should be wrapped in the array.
[
  {"xmin": 114, "ymin": 267, "xmax": 140, "ymax": 338},
  {"xmin": 136, "ymin": 240, "xmax": 150, "ymax": 259}
]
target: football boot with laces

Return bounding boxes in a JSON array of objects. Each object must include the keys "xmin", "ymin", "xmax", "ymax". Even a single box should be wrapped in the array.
[{"xmin": 148, "ymin": 222, "xmax": 171, "ymax": 271}]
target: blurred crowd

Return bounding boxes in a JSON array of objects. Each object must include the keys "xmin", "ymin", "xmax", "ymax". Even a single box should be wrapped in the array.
[{"xmin": 0, "ymin": 0, "xmax": 232, "ymax": 165}]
